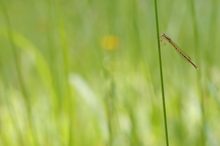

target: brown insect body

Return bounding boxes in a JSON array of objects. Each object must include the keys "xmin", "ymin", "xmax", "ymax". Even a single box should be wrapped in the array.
[{"xmin": 161, "ymin": 33, "xmax": 198, "ymax": 69}]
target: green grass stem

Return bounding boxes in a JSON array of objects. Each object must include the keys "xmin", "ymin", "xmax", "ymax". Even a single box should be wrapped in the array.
[
  {"xmin": 55, "ymin": 2, "xmax": 75, "ymax": 145},
  {"xmin": 153, "ymin": 0, "xmax": 170, "ymax": 145},
  {"xmin": 189, "ymin": 1, "xmax": 206, "ymax": 145}
]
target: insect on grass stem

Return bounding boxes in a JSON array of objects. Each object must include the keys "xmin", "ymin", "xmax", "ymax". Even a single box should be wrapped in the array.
[{"xmin": 161, "ymin": 33, "xmax": 198, "ymax": 69}]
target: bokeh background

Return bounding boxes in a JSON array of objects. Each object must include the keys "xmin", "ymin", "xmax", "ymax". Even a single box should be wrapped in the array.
[{"xmin": 0, "ymin": 0, "xmax": 220, "ymax": 145}]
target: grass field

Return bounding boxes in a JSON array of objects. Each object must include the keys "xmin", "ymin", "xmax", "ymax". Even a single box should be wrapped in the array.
[{"xmin": 0, "ymin": 0, "xmax": 220, "ymax": 145}]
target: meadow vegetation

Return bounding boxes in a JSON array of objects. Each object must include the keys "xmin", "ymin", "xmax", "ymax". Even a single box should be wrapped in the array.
[{"xmin": 0, "ymin": 0, "xmax": 220, "ymax": 145}]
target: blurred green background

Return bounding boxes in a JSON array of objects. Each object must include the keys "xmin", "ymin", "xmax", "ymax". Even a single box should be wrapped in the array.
[{"xmin": 0, "ymin": 0, "xmax": 220, "ymax": 145}]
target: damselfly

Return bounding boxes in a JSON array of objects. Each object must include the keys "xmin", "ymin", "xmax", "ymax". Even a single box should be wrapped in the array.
[{"xmin": 161, "ymin": 33, "xmax": 198, "ymax": 69}]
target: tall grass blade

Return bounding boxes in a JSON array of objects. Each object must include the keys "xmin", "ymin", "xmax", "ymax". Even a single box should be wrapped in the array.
[
  {"xmin": 153, "ymin": 0, "xmax": 170, "ymax": 145},
  {"xmin": 189, "ymin": 0, "xmax": 206, "ymax": 145},
  {"xmin": 55, "ymin": 2, "xmax": 75, "ymax": 145}
]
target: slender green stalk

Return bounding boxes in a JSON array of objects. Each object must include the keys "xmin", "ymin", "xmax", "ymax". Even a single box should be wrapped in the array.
[
  {"xmin": 126, "ymin": 101, "xmax": 142, "ymax": 146},
  {"xmin": 0, "ymin": 1, "xmax": 38, "ymax": 146},
  {"xmin": 131, "ymin": 0, "xmax": 142, "ymax": 63},
  {"xmin": 46, "ymin": 0, "xmax": 75, "ymax": 145},
  {"xmin": 46, "ymin": 0, "xmax": 64, "ymax": 145},
  {"xmin": 47, "ymin": 0, "xmax": 62, "ymax": 112},
  {"xmin": 102, "ymin": 62, "xmax": 117, "ymax": 146},
  {"xmin": 189, "ymin": 1, "xmax": 206, "ymax": 145},
  {"xmin": 207, "ymin": 0, "xmax": 217, "ymax": 65},
  {"xmin": 104, "ymin": 0, "xmax": 117, "ymax": 145},
  {"xmin": 189, "ymin": 0, "xmax": 199, "ymax": 59},
  {"xmin": 55, "ymin": 1, "xmax": 75, "ymax": 145},
  {"xmin": 59, "ymin": 19, "xmax": 74, "ymax": 146},
  {"xmin": 153, "ymin": 0, "xmax": 169, "ymax": 145}
]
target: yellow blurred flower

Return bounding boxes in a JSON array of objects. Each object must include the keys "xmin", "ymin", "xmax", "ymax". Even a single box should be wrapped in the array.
[{"xmin": 101, "ymin": 35, "xmax": 119, "ymax": 51}]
